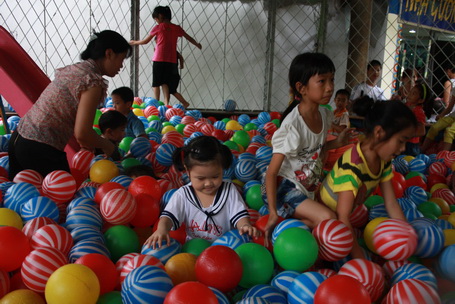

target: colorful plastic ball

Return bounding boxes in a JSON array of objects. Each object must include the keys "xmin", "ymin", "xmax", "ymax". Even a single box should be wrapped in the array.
[
  {"xmin": 429, "ymin": 161, "xmax": 448, "ymax": 177},
  {"xmin": 65, "ymin": 204, "xmax": 103, "ymax": 231},
  {"xmin": 312, "ymin": 219, "xmax": 353, "ymax": 262},
  {"xmin": 385, "ymin": 278, "xmax": 440, "ymax": 304},
  {"xmin": 232, "ymin": 130, "xmax": 251, "ymax": 148},
  {"xmin": 97, "ymin": 291, "xmax": 122, "ymax": 304},
  {"xmin": 405, "ymin": 185, "xmax": 428, "ymax": 205},
  {"xmin": 245, "ymin": 184, "xmax": 264, "ymax": 211},
  {"xmin": 21, "ymin": 247, "xmax": 68, "ymax": 292},
  {"xmin": 162, "ymin": 131, "xmax": 184, "ymax": 147},
  {"xmin": 406, "ymin": 175, "xmax": 427, "ymax": 190},
  {"xmin": 20, "ymin": 196, "xmax": 59, "ymax": 223},
  {"xmin": 31, "ymin": 223, "xmax": 73, "ymax": 255},
  {"xmin": 71, "ymin": 150, "xmax": 95, "ymax": 176},
  {"xmin": 104, "ymin": 225, "xmax": 140, "ymax": 262},
  {"xmin": 0, "ymin": 269, "xmax": 9, "ymax": 299},
  {"xmin": 211, "ymin": 234, "xmax": 245, "ymax": 250},
  {"xmin": 129, "ymin": 137, "xmax": 151, "ymax": 158},
  {"xmin": 45, "ymin": 264, "xmax": 99, "ymax": 304},
  {"xmin": 0, "ymin": 289, "xmax": 45, "ymax": 304},
  {"xmin": 90, "ymin": 160, "xmax": 119, "ymax": 184},
  {"xmin": 75, "ymin": 253, "xmax": 118, "ymax": 295},
  {"xmin": 273, "ymin": 227, "xmax": 318, "ymax": 272},
  {"xmin": 13, "ymin": 169, "xmax": 43, "ymax": 189},
  {"xmin": 236, "ymin": 297, "xmax": 270, "ymax": 304},
  {"xmin": 287, "ymin": 272, "xmax": 327, "ymax": 304},
  {"xmin": 404, "ymin": 208, "xmax": 424, "ymax": 222},
  {"xmin": 0, "ymin": 226, "xmax": 31, "ymax": 272},
  {"xmin": 163, "ymin": 281, "xmax": 218, "ymax": 304},
  {"xmin": 313, "ymin": 275, "xmax": 371, "ymax": 304},
  {"xmin": 417, "ymin": 201, "xmax": 442, "ymax": 218},
  {"xmin": 363, "ymin": 217, "xmax": 388, "ymax": 253},
  {"xmin": 271, "ymin": 270, "xmax": 300, "ymax": 295},
  {"xmin": 70, "ymin": 225, "xmax": 104, "ymax": 244},
  {"xmin": 255, "ymin": 145, "xmax": 272, "ymax": 162},
  {"xmin": 226, "ymin": 120, "xmax": 242, "ymax": 131},
  {"xmin": 141, "ymin": 238, "xmax": 181, "ymax": 264},
  {"xmin": 391, "ymin": 263, "xmax": 437, "ymax": 290},
  {"xmin": 244, "ymin": 284, "xmax": 286, "ymax": 304},
  {"xmin": 410, "ymin": 218, "xmax": 445, "ymax": 258},
  {"xmin": 194, "ymin": 245, "xmax": 242, "ymax": 293},
  {"xmin": 68, "ymin": 239, "xmax": 110, "ymax": 263},
  {"xmin": 120, "ymin": 254, "xmax": 164, "ymax": 284},
  {"xmin": 234, "ymin": 242, "xmax": 273, "ymax": 288},
  {"xmin": 165, "ymin": 252, "xmax": 197, "ymax": 285},
  {"xmin": 41, "ymin": 170, "xmax": 77, "ymax": 204},
  {"xmin": 364, "ymin": 195, "xmax": 384, "ymax": 210},
  {"xmin": 223, "ymin": 99, "xmax": 237, "ymax": 112},
  {"xmin": 432, "ymin": 188, "xmax": 455, "ymax": 205},
  {"xmin": 372, "ymin": 219, "xmax": 417, "ymax": 261},
  {"xmin": 94, "ymin": 182, "xmax": 124, "ymax": 204},
  {"xmin": 408, "ymin": 158, "xmax": 427, "ymax": 174},
  {"xmin": 438, "ymin": 244, "xmax": 455, "ymax": 282},
  {"xmin": 4, "ymin": 182, "xmax": 40, "ymax": 213},
  {"xmin": 271, "ymin": 218, "xmax": 310, "ymax": 245},
  {"xmin": 349, "ymin": 204, "xmax": 369, "ymax": 227},
  {"xmin": 155, "ymin": 143, "xmax": 177, "ymax": 167},
  {"xmin": 181, "ymin": 238, "xmax": 211, "ymax": 257},
  {"xmin": 100, "ymin": 188, "xmax": 137, "ymax": 225},
  {"xmin": 369, "ymin": 203, "xmax": 388, "ymax": 220},
  {"xmin": 0, "ymin": 207, "xmax": 23, "ymax": 229},
  {"xmin": 22, "ymin": 217, "xmax": 57, "ymax": 239},
  {"xmin": 128, "ymin": 175, "xmax": 162, "ymax": 201},
  {"xmin": 130, "ymin": 194, "xmax": 160, "ymax": 228}
]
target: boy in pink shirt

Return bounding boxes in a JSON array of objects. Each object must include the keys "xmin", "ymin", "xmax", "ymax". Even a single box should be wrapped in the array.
[{"xmin": 130, "ymin": 6, "xmax": 202, "ymax": 107}]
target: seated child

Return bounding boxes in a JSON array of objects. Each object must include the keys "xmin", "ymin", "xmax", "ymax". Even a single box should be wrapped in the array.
[
  {"xmin": 403, "ymin": 83, "xmax": 429, "ymax": 156},
  {"xmin": 111, "ymin": 87, "xmax": 147, "ymax": 138},
  {"xmin": 95, "ymin": 110, "xmax": 127, "ymax": 161},
  {"xmin": 331, "ymin": 89, "xmax": 351, "ymax": 134},
  {"xmin": 125, "ymin": 164, "xmax": 158, "ymax": 179}
]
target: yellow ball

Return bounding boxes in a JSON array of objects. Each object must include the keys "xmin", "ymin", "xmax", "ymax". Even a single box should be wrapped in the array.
[
  {"xmin": 448, "ymin": 212, "xmax": 455, "ymax": 227},
  {"xmin": 363, "ymin": 217, "xmax": 389, "ymax": 253},
  {"xmin": 226, "ymin": 120, "xmax": 242, "ymax": 131},
  {"xmin": 161, "ymin": 125, "xmax": 177, "ymax": 134},
  {"xmin": 132, "ymin": 108, "xmax": 144, "ymax": 117},
  {"xmin": 430, "ymin": 183, "xmax": 449, "ymax": 193},
  {"xmin": 45, "ymin": 264, "xmax": 100, "ymax": 304},
  {"xmin": 443, "ymin": 229, "xmax": 455, "ymax": 247},
  {"xmin": 0, "ymin": 289, "xmax": 46, "ymax": 304},
  {"xmin": 165, "ymin": 253, "xmax": 197, "ymax": 285},
  {"xmin": 403, "ymin": 155, "xmax": 415, "ymax": 162},
  {"xmin": 89, "ymin": 159, "xmax": 119, "ymax": 184},
  {"xmin": 232, "ymin": 179, "xmax": 245, "ymax": 188},
  {"xmin": 0, "ymin": 208, "xmax": 23, "ymax": 229}
]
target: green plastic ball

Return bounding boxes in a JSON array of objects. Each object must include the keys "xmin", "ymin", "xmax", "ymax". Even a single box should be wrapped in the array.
[
  {"xmin": 93, "ymin": 127, "xmax": 101, "ymax": 136},
  {"xmin": 140, "ymin": 103, "xmax": 147, "ymax": 109},
  {"xmin": 320, "ymin": 104, "xmax": 332, "ymax": 111},
  {"xmin": 222, "ymin": 118, "xmax": 230, "ymax": 124},
  {"xmin": 181, "ymin": 238, "xmax": 211, "ymax": 257},
  {"xmin": 417, "ymin": 201, "xmax": 442, "ymax": 218},
  {"xmin": 175, "ymin": 123, "xmax": 186, "ymax": 135},
  {"xmin": 232, "ymin": 130, "xmax": 250, "ymax": 148},
  {"xmin": 224, "ymin": 140, "xmax": 240, "ymax": 151},
  {"xmin": 450, "ymin": 205, "xmax": 455, "ymax": 213},
  {"xmin": 235, "ymin": 243, "xmax": 274, "ymax": 288},
  {"xmin": 121, "ymin": 158, "xmax": 142, "ymax": 170},
  {"xmin": 104, "ymin": 225, "xmax": 140, "ymax": 262},
  {"xmin": 97, "ymin": 291, "xmax": 122, "ymax": 304},
  {"xmin": 132, "ymin": 104, "xmax": 140, "ymax": 109},
  {"xmin": 93, "ymin": 109, "xmax": 102, "ymax": 125},
  {"xmin": 162, "ymin": 122, "xmax": 172, "ymax": 127},
  {"xmin": 0, "ymin": 126, "xmax": 5, "ymax": 136},
  {"xmin": 406, "ymin": 171, "xmax": 426, "ymax": 181},
  {"xmin": 245, "ymin": 184, "xmax": 264, "ymax": 211},
  {"xmin": 364, "ymin": 195, "xmax": 384, "ymax": 210},
  {"xmin": 273, "ymin": 227, "xmax": 318, "ymax": 272},
  {"xmin": 243, "ymin": 123, "xmax": 258, "ymax": 131},
  {"xmin": 147, "ymin": 115, "xmax": 161, "ymax": 122},
  {"xmin": 271, "ymin": 119, "xmax": 281, "ymax": 128},
  {"xmin": 158, "ymin": 101, "xmax": 164, "ymax": 106},
  {"xmin": 145, "ymin": 127, "xmax": 157, "ymax": 134},
  {"xmin": 119, "ymin": 136, "xmax": 134, "ymax": 152}
]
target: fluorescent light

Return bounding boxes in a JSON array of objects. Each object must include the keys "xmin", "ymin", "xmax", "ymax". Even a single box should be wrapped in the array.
[{"xmin": 409, "ymin": 29, "xmax": 416, "ymax": 33}]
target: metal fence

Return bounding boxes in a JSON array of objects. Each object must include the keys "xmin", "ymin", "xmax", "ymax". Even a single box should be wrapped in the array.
[{"xmin": 1, "ymin": 0, "xmax": 455, "ymax": 113}]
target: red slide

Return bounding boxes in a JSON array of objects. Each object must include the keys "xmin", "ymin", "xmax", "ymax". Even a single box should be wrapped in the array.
[{"xmin": 0, "ymin": 26, "xmax": 79, "ymax": 161}]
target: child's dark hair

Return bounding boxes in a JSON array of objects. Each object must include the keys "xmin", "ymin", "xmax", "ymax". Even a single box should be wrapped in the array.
[
  {"xmin": 173, "ymin": 136, "xmax": 233, "ymax": 171},
  {"xmin": 111, "ymin": 87, "xmax": 134, "ymax": 103},
  {"xmin": 98, "ymin": 110, "xmax": 127, "ymax": 134},
  {"xmin": 282, "ymin": 52, "xmax": 335, "ymax": 122},
  {"xmin": 335, "ymin": 89, "xmax": 350, "ymax": 99},
  {"xmin": 368, "ymin": 60, "xmax": 382, "ymax": 70},
  {"xmin": 152, "ymin": 6, "xmax": 172, "ymax": 20},
  {"xmin": 125, "ymin": 165, "xmax": 158, "ymax": 179},
  {"xmin": 81, "ymin": 30, "xmax": 132, "ymax": 61},
  {"xmin": 415, "ymin": 82, "xmax": 435, "ymax": 119},
  {"xmin": 355, "ymin": 100, "xmax": 417, "ymax": 142}
]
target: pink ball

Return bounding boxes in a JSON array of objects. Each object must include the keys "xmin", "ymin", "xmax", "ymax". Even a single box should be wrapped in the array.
[
  {"xmin": 13, "ymin": 169, "xmax": 43, "ymax": 189},
  {"xmin": 372, "ymin": 219, "xmax": 417, "ymax": 261},
  {"xmin": 22, "ymin": 217, "xmax": 57, "ymax": 239},
  {"xmin": 30, "ymin": 224, "xmax": 73, "ymax": 255},
  {"xmin": 338, "ymin": 258, "xmax": 385, "ymax": 302},
  {"xmin": 312, "ymin": 219, "xmax": 353, "ymax": 262},
  {"xmin": 161, "ymin": 131, "xmax": 184, "ymax": 148},
  {"xmin": 100, "ymin": 189, "xmax": 137, "ymax": 225},
  {"xmin": 21, "ymin": 247, "xmax": 68, "ymax": 292},
  {"xmin": 432, "ymin": 188, "xmax": 455, "ymax": 205},
  {"xmin": 42, "ymin": 170, "xmax": 77, "ymax": 204},
  {"xmin": 428, "ymin": 162, "xmax": 448, "ymax": 177},
  {"xmin": 0, "ymin": 226, "xmax": 32, "ymax": 272},
  {"xmin": 71, "ymin": 150, "xmax": 95, "ymax": 176},
  {"xmin": 120, "ymin": 254, "xmax": 164, "ymax": 284},
  {"xmin": 385, "ymin": 279, "xmax": 440, "ymax": 304}
]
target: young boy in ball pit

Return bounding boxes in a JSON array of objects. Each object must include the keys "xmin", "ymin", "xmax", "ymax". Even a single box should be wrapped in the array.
[
  {"xmin": 95, "ymin": 110, "xmax": 127, "ymax": 161},
  {"xmin": 111, "ymin": 86, "xmax": 147, "ymax": 139}
]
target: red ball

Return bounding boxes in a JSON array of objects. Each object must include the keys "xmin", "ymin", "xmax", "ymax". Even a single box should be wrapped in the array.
[
  {"xmin": 71, "ymin": 149, "xmax": 95, "ymax": 176},
  {"xmin": 169, "ymin": 223, "xmax": 187, "ymax": 245},
  {"xmin": 392, "ymin": 171, "xmax": 407, "ymax": 189},
  {"xmin": 94, "ymin": 182, "xmax": 125, "ymax": 204},
  {"xmin": 392, "ymin": 180, "xmax": 404, "ymax": 198},
  {"xmin": 373, "ymin": 219, "xmax": 417, "ymax": 261},
  {"xmin": 120, "ymin": 254, "xmax": 164, "ymax": 284},
  {"xmin": 427, "ymin": 174, "xmax": 448, "ymax": 190},
  {"xmin": 428, "ymin": 162, "xmax": 448, "ymax": 177},
  {"xmin": 42, "ymin": 170, "xmax": 77, "ymax": 204},
  {"xmin": 385, "ymin": 279, "xmax": 440, "ymax": 303},
  {"xmin": 314, "ymin": 275, "xmax": 371, "ymax": 304},
  {"xmin": 13, "ymin": 169, "xmax": 43, "ymax": 189},
  {"xmin": 0, "ymin": 166, "xmax": 8, "ymax": 179},
  {"xmin": 128, "ymin": 176, "xmax": 162, "ymax": 202},
  {"xmin": 0, "ymin": 226, "xmax": 32, "ymax": 272},
  {"xmin": 201, "ymin": 124, "xmax": 215, "ymax": 136},
  {"xmin": 254, "ymin": 214, "xmax": 285, "ymax": 233},
  {"xmin": 162, "ymin": 131, "xmax": 184, "ymax": 148},
  {"xmin": 30, "ymin": 224, "xmax": 73, "ymax": 256},
  {"xmin": 195, "ymin": 245, "xmax": 243, "ymax": 293},
  {"xmin": 312, "ymin": 219, "xmax": 353, "ymax": 262},
  {"xmin": 165, "ymin": 108, "xmax": 185, "ymax": 121},
  {"xmin": 269, "ymin": 111, "xmax": 282, "ymax": 121},
  {"xmin": 212, "ymin": 129, "xmax": 228, "ymax": 141},
  {"xmin": 405, "ymin": 175, "xmax": 427, "ymax": 191},
  {"xmin": 100, "ymin": 189, "xmax": 137, "ymax": 225},
  {"xmin": 432, "ymin": 188, "xmax": 455, "ymax": 205},
  {"xmin": 263, "ymin": 122, "xmax": 278, "ymax": 135},
  {"xmin": 349, "ymin": 204, "xmax": 368, "ymax": 228},
  {"xmin": 75, "ymin": 253, "xmax": 118, "ymax": 295},
  {"xmin": 183, "ymin": 124, "xmax": 198, "ymax": 138},
  {"xmin": 22, "ymin": 217, "xmax": 57, "ymax": 239},
  {"xmin": 144, "ymin": 106, "xmax": 159, "ymax": 118},
  {"xmin": 181, "ymin": 116, "xmax": 196, "ymax": 125},
  {"xmin": 130, "ymin": 194, "xmax": 160, "ymax": 228},
  {"xmin": 164, "ymin": 281, "xmax": 218, "ymax": 304}
]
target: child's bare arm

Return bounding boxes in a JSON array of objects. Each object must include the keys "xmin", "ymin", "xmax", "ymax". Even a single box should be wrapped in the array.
[
  {"xmin": 380, "ymin": 180, "xmax": 405, "ymax": 220},
  {"xmin": 130, "ymin": 34, "xmax": 154, "ymax": 46},
  {"xmin": 182, "ymin": 32, "xmax": 202, "ymax": 49}
]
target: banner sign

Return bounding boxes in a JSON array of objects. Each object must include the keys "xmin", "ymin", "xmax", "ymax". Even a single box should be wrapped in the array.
[{"xmin": 400, "ymin": 0, "xmax": 455, "ymax": 32}]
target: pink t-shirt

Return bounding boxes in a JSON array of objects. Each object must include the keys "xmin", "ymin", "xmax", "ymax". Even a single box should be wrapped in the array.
[
  {"xmin": 17, "ymin": 59, "xmax": 108, "ymax": 151},
  {"xmin": 150, "ymin": 23, "xmax": 185, "ymax": 63}
]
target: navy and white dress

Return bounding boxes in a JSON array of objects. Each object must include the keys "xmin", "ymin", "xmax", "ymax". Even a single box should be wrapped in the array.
[{"xmin": 161, "ymin": 182, "xmax": 249, "ymax": 242}]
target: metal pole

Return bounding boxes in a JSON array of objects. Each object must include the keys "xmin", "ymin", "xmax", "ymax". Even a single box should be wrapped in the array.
[
  {"xmin": 316, "ymin": 0, "xmax": 328, "ymax": 53},
  {"xmin": 263, "ymin": 0, "xmax": 276, "ymax": 112},
  {"xmin": 131, "ymin": 0, "xmax": 140, "ymax": 96}
]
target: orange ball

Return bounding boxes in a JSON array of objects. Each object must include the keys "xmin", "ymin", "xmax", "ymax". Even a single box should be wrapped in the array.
[{"xmin": 165, "ymin": 253, "xmax": 197, "ymax": 285}]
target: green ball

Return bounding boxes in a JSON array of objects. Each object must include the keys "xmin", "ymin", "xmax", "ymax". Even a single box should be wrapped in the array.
[
  {"xmin": 224, "ymin": 140, "xmax": 240, "ymax": 151},
  {"xmin": 119, "ymin": 136, "xmax": 134, "ymax": 152},
  {"xmin": 97, "ymin": 291, "xmax": 122, "ymax": 304},
  {"xmin": 450, "ymin": 205, "xmax": 455, "ymax": 212},
  {"xmin": 235, "ymin": 243, "xmax": 274, "ymax": 288},
  {"xmin": 104, "ymin": 225, "xmax": 140, "ymax": 262},
  {"xmin": 158, "ymin": 101, "xmax": 164, "ymax": 106},
  {"xmin": 408, "ymin": 255, "xmax": 422, "ymax": 264},
  {"xmin": 146, "ymin": 127, "xmax": 157, "ymax": 134},
  {"xmin": 132, "ymin": 104, "xmax": 140, "ymax": 109},
  {"xmin": 222, "ymin": 118, "xmax": 230, "ymax": 124},
  {"xmin": 273, "ymin": 227, "xmax": 318, "ymax": 272},
  {"xmin": 140, "ymin": 103, "xmax": 147, "ymax": 109},
  {"xmin": 364, "ymin": 195, "xmax": 384, "ymax": 210},
  {"xmin": 417, "ymin": 201, "xmax": 442, "ymax": 218},
  {"xmin": 181, "ymin": 238, "xmax": 211, "ymax": 257},
  {"xmin": 0, "ymin": 126, "xmax": 5, "ymax": 135},
  {"xmin": 93, "ymin": 109, "xmax": 102, "ymax": 125},
  {"xmin": 230, "ymin": 289, "xmax": 247, "ymax": 303},
  {"xmin": 245, "ymin": 184, "xmax": 264, "ymax": 211},
  {"xmin": 406, "ymin": 171, "xmax": 426, "ymax": 181},
  {"xmin": 121, "ymin": 158, "xmax": 142, "ymax": 170},
  {"xmin": 271, "ymin": 119, "xmax": 281, "ymax": 128},
  {"xmin": 162, "ymin": 122, "xmax": 172, "ymax": 127},
  {"xmin": 175, "ymin": 123, "xmax": 186, "ymax": 135},
  {"xmin": 232, "ymin": 130, "xmax": 251, "ymax": 148},
  {"xmin": 243, "ymin": 123, "xmax": 258, "ymax": 131},
  {"xmin": 148, "ymin": 115, "xmax": 161, "ymax": 122},
  {"xmin": 420, "ymin": 211, "xmax": 438, "ymax": 220},
  {"xmin": 93, "ymin": 127, "xmax": 101, "ymax": 136}
]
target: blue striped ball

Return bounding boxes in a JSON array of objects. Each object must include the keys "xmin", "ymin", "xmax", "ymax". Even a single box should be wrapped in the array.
[
  {"xmin": 369, "ymin": 203, "xmax": 388, "ymax": 221},
  {"xmin": 238, "ymin": 152, "xmax": 257, "ymax": 163},
  {"xmin": 408, "ymin": 159, "xmax": 427, "ymax": 174},
  {"xmin": 104, "ymin": 97, "xmax": 113, "ymax": 107},
  {"xmin": 271, "ymin": 270, "xmax": 300, "ymax": 294},
  {"xmin": 438, "ymin": 244, "xmax": 455, "ymax": 282},
  {"xmin": 141, "ymin": 238, "xmax": 181, "ymax": 264},
  {"xmin": 130, "ymin": 137, "xmax": 151, "ymax": 158},
  {"xmin": 223, "ymin": 99, "xmax": 237, "ymax": 112},
  {"xmin": 405, "ymin": 186, "xmax": 428, "ymax": 205},
  {"xmin": 160, "ymin": 189, "xmax": 177, "ymax": 209},
  {"xmin": 173, "ymin": 104, "xmax": 185, "ymax": 111},
  {"xmin": 257, "ymin": 112, "xmax": 271, "ymax": 124},
  {"xmin": 415, "ymin": 154, "xmax": 431, "ymax": 166},
  {"xmin": 391, "ymin": 263, "xmax": 437, "ymax": 289},
  {"xmin": 243, "ymin": 180, "xmax": 261, "ymax": 195},
  {"xmin": 257, "ymin": 127, "xmax": 268, "ymax": 137},
  {"xmin": 66, "ymin": 197, "xmax": 97, "ymax": 213},
  {"xmin": 110, "ymin": 175, "xmax": 133, "ymax": 189},
  {"xmin": 155, "ymin": 143, "xmax": 177, "ymax": 167},
  {"xmin": 21, "ymin": 196, "xmax": 59, "ymax": 222},
  {"xmin": 136, "ymin": 157, "xmax": 152, "ymax": 167},
  {"xmin": 169, "ymin": 115, "xmax": 182, "ymax": 126},
  {"xmin": 211, "ymin": 235, "xmax": 245, "ymax": 250},
  {"xmin": 7, "ymin": 116, "xmax": 20, "ymax": 132},
  {"xmin": 148, "ymin": 120, "xmax": 163, "ymax": 133},
  {"xmin": 435, "ymin": 219, "xmax": 453, "ymax": 230},
  {"xmin": 157, "ymin": 105, "xmax": 168, "ymax": 118},
  {"xmin": 243, "ymin": 284, "xmax": 286, "ymax": 304},
  {"xmin": 70, "ymin": 226, "xmax": 105, "ymax": 244},
  {"xmin": 235, "ymin": 159, "xmax": 257, "ymax": 183},
  {"xmin": 214, "ymin": 120, "xmax": 226, "ymax": 130},
  {"xmin": 251, "ymin": 135, "xmax": 266, "ymax": 144},
  {"xmin": 272, "ymin": 219, "xmax": 310, "ymax": 245},
  {"xmin": 258, "ymin": 205, "xmax": 269, "ymax": 216},
  {"xmin": 209, "ymin": 287, "xmax": 229, "ymax": 304},
  {"xmin": 221, "ymin": 229, "xmax": 251, "ymax": 243},
  {"xmin": 189, "ymin": 131, "xmax": 204, "ymax": 140},
  {"xmin": 288, "ymin": 272, "xmax": 327, "ymax": 304},
  {"xmin": 74, "ymin": 186, "xmax": 97, "ymax": 200},
  {"xmin": 397, "ymin": 197, "xmax": 417, "ymax": 211},
  {"xmin": 410, "ymin": 218, "xmax": 445, "ymax": 258},
  {"xmin": 256, "ymin": 146, "xmax": 273, "ymax": 163},
  {"xmin": 250, "ymin": 119, "xmax": 260, "ymax": 127},
  {"xmin": 256, "ymin": 160, "xmax": 269, "ymax": 178},
  {"xmin": 143, "ymin": 97, "xmax": 160, "ymax": 107},
  {"xmin": 69, "ymin": 239, "xmax": 110, "ymax": 263},
  {"xmin": 148, "ymin": 131, "xmax": 162, "ymax": 144},
  {"xmin": 393, "ymin": 157, "xmax": 409, "ymax": 175},
  {"xmin": 0, "ymin": 135, "xmax": 9, "ymax": 152},
  {"xmin": 404, "ymin": 208, "xmax": 424, "ymax": 222},
  {"xmin": 185, "ymin": 110, "xmax": 202, "ymax": 121},
  {"xmin": 4, "ymin": 182, "xmax": 40, "ymax": 213},
  {"xmin": 65, "ymin": 204, "xmax": 103, "ymax": 231},
  {"xmin": 236, "ymin": 297, "xmax": 271, "ymax": 304},
  {"xmin": 238, "ymin": 114, "xmax": 251, "ymax": 126},
  {"xmin": 0, "ymin": 182, "xmax": 14, "ymax": 197},
  {"xmin": 223, "ymin": 166, "xmax": 235, "ymax": 180},
  {"xmin": 138, "ymin": 116, "xmax": 149, "ymax": 128},
  {"xmin": 90, "ymin": 154, "xmax": 106, "ymax": 167}
]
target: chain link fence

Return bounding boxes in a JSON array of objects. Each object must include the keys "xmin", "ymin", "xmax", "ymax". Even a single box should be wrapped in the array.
[{"xmin": 1, "ymin": 0, "xmax": 455, "ymax": 114}]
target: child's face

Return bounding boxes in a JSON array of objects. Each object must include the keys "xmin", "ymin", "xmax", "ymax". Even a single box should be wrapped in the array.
[
  {"xmin": 112, "ymin": 95, "xmax": 131, "ymax": 115},
  {"xmin": 298, "ymin": 72, "xmax": 335, "ymax": 105},
  {"xmin": 188, "ymin": 162, "xmax": 223, "ymax": 197},
  {"xmin": 367, "ymin": 65, "xmax": 381, "ymax": 84},
  {"xmin": 105, "ymin": 125, "xmax": 126, "ymax": 143},
  {"xmin": 376, "ymin": 126, "xmax": 415, "ymax": 162},
  {"xmin": 334, "ymin": 94, "xmax": 349, "ymax": 110},
  {"xmin": 407, "ymin": 86, "xmax": 424, "ymax": 106}
]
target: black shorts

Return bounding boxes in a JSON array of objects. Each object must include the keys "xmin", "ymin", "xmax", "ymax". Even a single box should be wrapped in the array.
[{"xmin": 152, "ymin": 61, "xmax": 180, "ymax": 94}]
